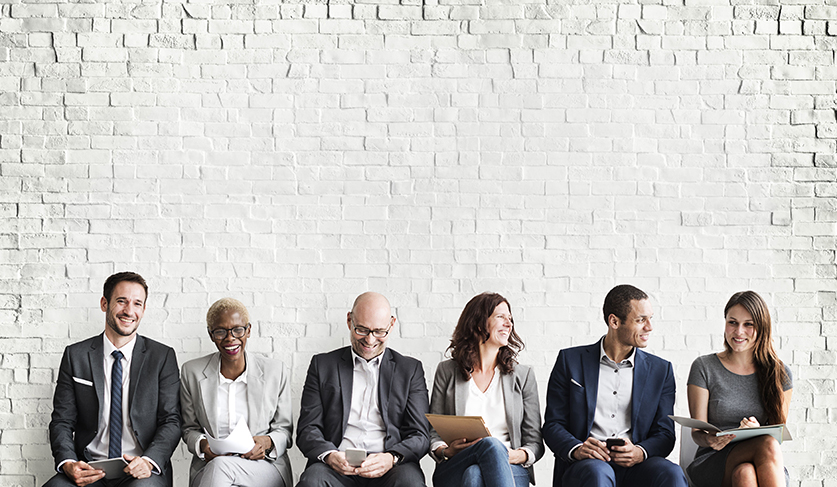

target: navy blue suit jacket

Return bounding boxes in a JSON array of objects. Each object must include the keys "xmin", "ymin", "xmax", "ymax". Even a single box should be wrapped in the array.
[{"xmin": 542, "ymin": 340, "xmax": 676, "ymax": 487}]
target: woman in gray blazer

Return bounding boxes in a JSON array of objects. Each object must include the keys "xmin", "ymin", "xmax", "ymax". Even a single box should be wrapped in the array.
[
  {"xmin": 429, "ymin": 293, "xmax": 544, "ymax": 487},
  {"xmin": 180, "ymin": 298, "xmax": 293, "ymax": 487}
]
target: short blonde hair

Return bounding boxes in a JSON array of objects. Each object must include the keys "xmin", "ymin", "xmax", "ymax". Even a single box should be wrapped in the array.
[{"xmin": 206, "ymin": 297, "xmax": 250, "ymax": 329}]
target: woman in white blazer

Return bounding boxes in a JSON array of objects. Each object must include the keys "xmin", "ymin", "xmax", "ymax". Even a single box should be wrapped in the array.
[
  {"xmin": 429, "ymin": 293, "xmax": 544, "ymax": 487},
  {"xmin": 180, "ymin": 298, "xmax": 293, "ymax": 487}
]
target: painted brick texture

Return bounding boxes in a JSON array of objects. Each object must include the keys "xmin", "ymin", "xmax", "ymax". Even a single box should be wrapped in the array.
[{"xmin": 1, "ymin": 0, "xmax": 836, "ymax": 485}]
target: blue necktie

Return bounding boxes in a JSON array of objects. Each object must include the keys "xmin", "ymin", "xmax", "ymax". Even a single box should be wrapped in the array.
[{"xmin": 109, "ymin": 350, "xmax": 124, "ymax": 459}]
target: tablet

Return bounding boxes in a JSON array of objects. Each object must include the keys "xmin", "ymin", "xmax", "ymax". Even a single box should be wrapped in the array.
[
  {"xmin": 88, "ymin": 458, "xmax": 128, "ymax": 479},
  {"xmin": 425, "ymin": 414, "xmax": 491, "ymax": 445}
]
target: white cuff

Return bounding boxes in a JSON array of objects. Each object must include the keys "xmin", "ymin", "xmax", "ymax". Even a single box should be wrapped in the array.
[
  {"xmin": 195, "ymin": 435, "xmax": 206, "ymax": 460},
  {"xmin": 56, "ymin": 459, "xmax": 75, "ymax": 473},
  {"xmin": 637, "ymin": 444, "xmax": 648, "ymax": 461},
  {"xmin": 568, "ymin": 443, "xmax": 582, "ymax": 462},
  {"xmin": 318, "ymin": 450, "xmax": 337, "ymax": 463},
  {"xmin": 520, "ymin": 447, "xmax": 535, "ymax": 467},
  {"xmin": 142, "ymin": 456, "xmax": 161, "ymax": 475}
]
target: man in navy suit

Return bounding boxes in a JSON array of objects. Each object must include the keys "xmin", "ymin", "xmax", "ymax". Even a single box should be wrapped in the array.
[
  {"xmin": 296, "ymin": 292, "xmax": 430, "ymax": 487},
  {"xmin": 45, "ymin": 272, "xmax": 181, "ymax": 487},
  {"xmin": 542, "ymin": 285, "xmax": 687, "ymax": 487}
]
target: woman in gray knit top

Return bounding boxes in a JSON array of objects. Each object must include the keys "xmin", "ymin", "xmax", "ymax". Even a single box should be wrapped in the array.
[{"xmin": 686, "ymin": 291, "xmax": 792, "ymax": 487}]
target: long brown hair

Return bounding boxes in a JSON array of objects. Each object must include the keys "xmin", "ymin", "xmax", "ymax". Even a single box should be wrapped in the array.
[
  {"xmin": 447, "ymin": 292, "xmax": 524, "ymax": 379},
  {"xmin": 723, "ymin": 291, "xmax": 789, "ymax": 424}
]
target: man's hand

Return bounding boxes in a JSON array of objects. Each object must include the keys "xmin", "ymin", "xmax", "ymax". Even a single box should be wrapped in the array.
[
  {"xmin": 123, "ymin": 455, "xmax": 152, "ymax": 479},
  {"xmin": 242, "ymin": 436, "xmax": 273, "ymax": 460},
  {"xmin": 61, "ymin": 461, "xmax": 105, "ymax": 486},
  {"xmin": 609, "ymin": 438, "xmax": 644, "ymax": 468},
  {"xmin": 325, "ymin": 452, "xmax": 357, "ymax": 476},
  {"xmin": 356, "ymin": 452, "xmax": 394, "ymax": 478},
  {"xmin": 572, "ymin": 437, "xmax": 611, "ymax": 462}
]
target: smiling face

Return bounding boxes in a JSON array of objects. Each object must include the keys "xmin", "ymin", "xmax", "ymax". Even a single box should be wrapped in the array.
[
  {"xmin": 347, "ymin": 292, "xmax": 394, "ymax": 361},
  {"xmin": 209, "ymin": 309, "xmax": 250, "ymax": 366},
  {"xmin": 613, "ymin": 298, "xmax": 654, "ymax": 349},
  {"xmin": 101, "ymin": 281, "xmax": 146, "ymax": 343},
  {"xmin": 724, "ymin": 304, "xmax": 757, "ymax": 354},
  {"xmin": 484, "ymin": 301, "xmax": 513, "ymax": 348}
]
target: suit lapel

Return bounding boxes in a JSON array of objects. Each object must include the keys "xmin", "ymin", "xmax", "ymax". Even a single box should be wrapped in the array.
[
  {"xmin": 128, "ymin": 335, "xmax": 146, "ymax": 408},
  {"xmin": 583, "ymin": 342, "xmax": 600, "ymax": 433},
  {"xmin": 378, "ymin": 349, "xmax": 393, "ymax": 424},
  {"xmin": 501, "ymin": 372, "xmax": 516, "ymax": 444},
  {"xmin": 631, "ymin": 349, "xmax": 647, "ymax": 440},
  {"xmin": 200, "ymin": 353, "xmax": 221, "ymax": 438},
  {"xmin": 246, "ymin": 352, "xmax": 264, "ymax": 432},
  {"xmin": 89, "ymin": 335, "xmax": 105, "ymax": 419},
  {"xmin": 454, "ymin": 369, "xmax": 469, "ymax": 416},
  {"xmin": 339, "ymin": 348, "xmax": 353, "ymax": 430}
]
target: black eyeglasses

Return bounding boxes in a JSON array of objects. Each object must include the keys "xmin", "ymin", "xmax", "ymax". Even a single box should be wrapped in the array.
[
  {"xmin": 209, "ymin": 324, "xmax": 250, "ymax": 341},
  {"xmin": 353, "ymin": 325, "xmax": 392, "ymax": 338}
]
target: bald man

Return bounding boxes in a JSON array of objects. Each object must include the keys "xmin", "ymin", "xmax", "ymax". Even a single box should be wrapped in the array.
[{"xmin": 296, "ymin": 292, "xmax": 430, "ymax": 487}]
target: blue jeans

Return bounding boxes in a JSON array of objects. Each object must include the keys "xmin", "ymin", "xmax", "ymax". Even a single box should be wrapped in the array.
[
  {"xmin": 562, "ymin": 457, "xmax": 687, "ymax": 487},
  {"xmin": 433, "ymin": 437, "xmax": 529, "ymax": 487}
]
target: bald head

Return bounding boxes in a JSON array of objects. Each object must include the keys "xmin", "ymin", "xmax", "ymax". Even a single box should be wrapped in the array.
[{"xmin": 347, "ymin": 292, "xmax": 395, "ymax": 361}]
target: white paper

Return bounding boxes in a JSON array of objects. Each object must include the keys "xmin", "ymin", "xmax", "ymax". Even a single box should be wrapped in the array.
[{"xmin": 205, "ymin": 418, "xmax": 255, "ymax": 455}]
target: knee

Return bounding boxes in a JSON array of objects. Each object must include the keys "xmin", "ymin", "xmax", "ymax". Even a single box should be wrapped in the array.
[
  {"xmin": 752, "ymin": 436, "xmax": 783, "ymax": 465},
  {"xmin": 647, "ymin": 458, "xmax": 687, "ymax": 486},
  {"xmin": 731, "ymin": 463, "xmax": 757, "ymax": 486},
  {"xmin": 475, "ymin": 437, "xmax": 508, "ymax": 459}
]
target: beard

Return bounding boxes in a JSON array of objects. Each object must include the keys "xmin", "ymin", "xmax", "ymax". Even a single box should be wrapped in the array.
[{"xmin": 107, "ymin": 313, "xmax": 139, "ymax": 337}]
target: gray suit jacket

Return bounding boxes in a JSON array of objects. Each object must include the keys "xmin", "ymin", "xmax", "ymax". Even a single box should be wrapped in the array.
[
  {"xmin": 429, "ymin": 359, "xmax": 545, "ymax": 485},
  {"xmin": 48, "ymin": 334, "xmax": 181, "ymax": 484},
  {"xmin": 180, "ymin": 352, "xmax": 293, "ymax": 487},
  {"xmin": 296, "ymin": 347, "xmax": 430, "ymax": 466}
]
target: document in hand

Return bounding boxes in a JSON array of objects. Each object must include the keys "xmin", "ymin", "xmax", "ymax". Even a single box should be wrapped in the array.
[
  {"xmin": 88, "ymin": 457, "xmax": 129, "ymax": 479},
  {"xmin": 668, "ymin": 415, "xmax": 792, "ymax": 444},
  {"xmin": 205, "ymin": 417, "xmax": 256, "ymax": 455},
  {"xmin": 425, "ymin": 414, "xmax": 491, "ymax": 445}
]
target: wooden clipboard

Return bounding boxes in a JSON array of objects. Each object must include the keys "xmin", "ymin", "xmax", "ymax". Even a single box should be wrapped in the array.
[{"xmin": 425, "ymin": 414, "xmax": 491, "ymax": 445}]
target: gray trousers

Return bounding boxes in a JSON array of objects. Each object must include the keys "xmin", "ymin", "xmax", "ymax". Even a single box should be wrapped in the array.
[{"xmin": 191, "ymin": 457, "xmax": 284, "ymax": 487}]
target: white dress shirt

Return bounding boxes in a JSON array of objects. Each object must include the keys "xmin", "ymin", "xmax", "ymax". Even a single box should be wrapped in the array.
[{"xmin": 337, "ymin": 349, "xmax": 387, "ymax": 453}]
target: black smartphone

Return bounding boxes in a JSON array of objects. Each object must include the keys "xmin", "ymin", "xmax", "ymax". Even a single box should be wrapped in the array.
[{"xmin": 606, "ymin": 438, "xmax": 625, "ymax": 450}]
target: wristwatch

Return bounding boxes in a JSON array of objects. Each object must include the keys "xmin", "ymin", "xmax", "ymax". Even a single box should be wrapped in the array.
[{"xmin": 387, "ymin": 450, "xmax": 403, "ymax": 466}]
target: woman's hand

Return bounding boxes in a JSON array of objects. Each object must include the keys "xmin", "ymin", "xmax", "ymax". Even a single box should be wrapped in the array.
[
  {"xmin": 508, "ymin": 448, "xmax": 528, "ymax": 465},
  {"xmin": 441, "ymin": 438, "xmax": 482, "ymax": 459},
  {"xmin": 700, "ymin": 430, "xmax": 735, "ymax": 451},
  {"xmin": 739, "ymin": 416, "xmax": 760, "ymax": 429}
]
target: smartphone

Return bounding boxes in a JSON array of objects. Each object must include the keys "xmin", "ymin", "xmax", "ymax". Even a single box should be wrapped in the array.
[
  {"xmin": 606, "ymin": 438, "xmax": 625, "ymax": 450},
  {"xmin": 345, "ymin": 448, "xmax": 367, "ymax": 467}
]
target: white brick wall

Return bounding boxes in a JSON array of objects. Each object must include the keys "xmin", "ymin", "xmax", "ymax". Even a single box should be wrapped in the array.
[{"xmin": 1, "ymin": 0, "xmax": 836, "ymax": 485}]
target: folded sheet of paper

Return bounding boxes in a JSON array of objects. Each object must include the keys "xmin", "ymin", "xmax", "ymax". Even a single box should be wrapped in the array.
[
  {"xmin": 205, "ymin": 418, "xmax": 255, "ymax": 455},
  {"xmin": 668, "ymin": 415, "xmax": 792, "ymax": 444}
]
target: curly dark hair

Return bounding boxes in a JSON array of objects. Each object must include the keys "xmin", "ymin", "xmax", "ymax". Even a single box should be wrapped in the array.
[
  {"xmin": 447, "ymin": 292, "xmax": 524, "ymax": 379},
  {"xmin": 724, "ymin": 291, "xmax": 789, "ymax": 425}
]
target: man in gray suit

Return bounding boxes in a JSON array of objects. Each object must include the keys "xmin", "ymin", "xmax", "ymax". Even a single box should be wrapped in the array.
[
  {"xmin": 45, "ymin": 272, "xmax": 181, "ymax": 487},
  {"xmin": 296, "ymin": 292, "xmax": 430, "ymax": 487},
  {"xmin": 180, "ymin": 297, "xmax": 293, "ymax": 487}
]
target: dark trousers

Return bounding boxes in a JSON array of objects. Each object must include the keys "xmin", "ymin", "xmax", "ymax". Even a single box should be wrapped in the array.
[{"xmin": 296, "ymin": 461, "xmax": 425, "ymax": 487}]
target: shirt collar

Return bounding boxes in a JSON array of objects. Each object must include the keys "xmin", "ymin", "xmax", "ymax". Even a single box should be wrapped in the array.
[
  {"xmin": 599, "ymin": 336, "xmax": 635, "ymax": 366},
  {"xmin": 103, "ymin": 333, "xmax": 137, "ymax": 362},
  {"xmin": 218, "ymin": 356, "xmax": 248, "ymax": 385},
  {"xmin": 351, "ymin": 348, "xmax": 386, "ymax": 369}
]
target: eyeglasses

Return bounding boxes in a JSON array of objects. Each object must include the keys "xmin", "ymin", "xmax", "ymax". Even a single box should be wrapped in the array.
[
  {"xmin": 351, "ymin": 316, "xmax": 393, "ymax": 338},
  {"xmin": 209, "ymin": 324, "xmax": 250, "ymax": 341},
  {"xmin": 353, "ymin": 325, "xmax": 392, "ymax": 338}
]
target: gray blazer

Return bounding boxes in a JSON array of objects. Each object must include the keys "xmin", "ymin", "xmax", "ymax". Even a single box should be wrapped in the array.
[
  {"xmin": 180, "ymin": 352, "xmax": 293, "ymax": 487},
  {"xmin": 429, "ymin": 359, "xmax": 545, "ymax": 485}
]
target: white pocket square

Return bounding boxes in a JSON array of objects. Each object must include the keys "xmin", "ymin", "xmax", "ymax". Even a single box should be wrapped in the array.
[
  {"xmin": 570, "ymin": 378, "xmax": 583, "ymax": 388},
  {"xmin": 73, "ymin": 376, "xmax": 93, "ymax": 387}
]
